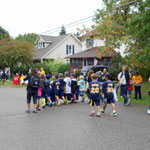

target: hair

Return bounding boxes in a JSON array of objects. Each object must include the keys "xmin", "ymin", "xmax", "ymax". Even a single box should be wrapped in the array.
[
  {"xmin": 59, "ymin": 73, "xmax": 63, "ymax": 78},
  {"xmin": 79, "ymin": 75, "xmax": 84, "ymax": 80},
  {"xmin": 91, "ymin": 74, "xmax": 97, "ymax": 80},
  {"xmin": 87, "ymin": 70, "xmax": 94, "ymax": 77},
  {"xmin": 54, "ymin": 74, "xmax": 59, "ymax": 79},
  {"xmin": 30, "ymin": 68, "xmax": 38, "ymax": 76},
  {"xmin": 64, "ymin": 72, "xmax": 69, "ymax": 77},
  {"xmin": 123, "ymin": 65, "xmax": 129, "ymax": 72}
]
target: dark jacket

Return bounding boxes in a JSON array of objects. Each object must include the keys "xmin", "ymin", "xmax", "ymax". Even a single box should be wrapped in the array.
[{"xmin": 121, "ymin": 71, "xmax": 129, "ymax": 86}]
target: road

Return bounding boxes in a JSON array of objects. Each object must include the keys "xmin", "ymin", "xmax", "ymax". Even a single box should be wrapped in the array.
[{"xmin": 0, "ymin": 87, "xmax": 150, "ymax": 150}]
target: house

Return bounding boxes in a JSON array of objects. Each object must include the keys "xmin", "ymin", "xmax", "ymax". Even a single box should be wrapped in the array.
[
  {"xmin": 66, "ymin": 34, "xmax": 117, "ymax": 71},
  {"xmin": 66, "ymin": 47, "xmax": 117, "ymax": 71},
  {"xmin": 34, "ymin": 34, "xmax": 82, "ymax": 62}
]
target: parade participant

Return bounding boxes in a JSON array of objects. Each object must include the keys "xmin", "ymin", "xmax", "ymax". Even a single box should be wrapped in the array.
[
  {"xmin": 78, "ymin": 75, "xmax": 85, "ymax": 103},
  {"xmin": 100, "ymin": 74, "xmax": 117, "ymax": 117},
  {"xmin": 70, "ymin": 74, "xmax": 78, "ymax": 103},
  {"xmin": 20, "ymin": 74, "xmax": 25, "ymax": 85},
  {"xmin": 64, "ymin": 72, "xmax": 72, "ymax": 104},
  {"xmin": 25, "ymin": 68, "xmax": 40, "ymax": 113},
  {"xmin": 13, "ymin": 73, "xmax": 20, "ymax": 86},
  {"xmin": 58, "ymin": 73, "xmax": 66, "ymax": 101},
  {"xmin": 40, "ymin": 68, "xmax": 45, "ymax": 76},
  {"xmin": 89, "ymin": 74, "xmax": 101, "ymax": 117},
  {"xmin": 101, "ymin": 68, "xmax": 108, "ymax": 82}
]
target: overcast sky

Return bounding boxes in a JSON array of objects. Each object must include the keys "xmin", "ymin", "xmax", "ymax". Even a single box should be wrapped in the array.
[{"xmin": 0, "ymin": 0, "xmax": 102, "ymax": 38}]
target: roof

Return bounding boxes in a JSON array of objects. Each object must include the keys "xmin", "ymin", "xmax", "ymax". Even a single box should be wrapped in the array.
[
  {"xmin": 34, "ymin": 34, "xmax": 69, "ymax": 59},
  {"xmin": 65, "ymin": 47, "xmax": 117, "ymax": 59}
]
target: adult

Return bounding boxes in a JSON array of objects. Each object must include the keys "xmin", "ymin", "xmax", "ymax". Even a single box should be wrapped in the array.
[
  {"xmin": 132, "ymin": 72, "xmax": 143, "ymax": 100},
  {"xmin": 13, "ymin": 73, "xmax": 20, "ymax": 85},
  {"xmin": 101, "ymin": 68, "xmax": 108, "ymax": 82},
  {"xmin": 2, "ymin": 69, "xmax": 7, "ymax": 86},
  {"xmin": 119, "ymin": 65, "xmax": 130, "ymax": 105}
]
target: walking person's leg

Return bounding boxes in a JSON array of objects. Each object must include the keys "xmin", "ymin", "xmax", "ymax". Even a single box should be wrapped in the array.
[
  {"xmin": 121, "ymin": 85, "xmax": 129, "ymax": 104},
  {"xmin": 134, "ymin": 86, "xmax": 138, "ymax": 100},
  {"xmin": 138, "ymin": 86, "xmax": 142, "ymax": 99}
]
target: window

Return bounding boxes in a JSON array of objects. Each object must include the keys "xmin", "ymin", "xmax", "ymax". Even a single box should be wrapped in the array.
[
  {"xmin": 86, "ymin": 39, "xmax": 94, "ymax": 48},
  {"xmin": 87, "ymin": 58, "xmax": 94, "ymax": 65},
  {"xmin": 38, "ymin": 42, "xmax": 45, "ymax": 49},
  {"xmin": 104, "ymin": 58, "xmax": 111, "ymax": 66},
  {"xmin": 66, "ymin": 45, "xmax": 75, "ymax": 55}
]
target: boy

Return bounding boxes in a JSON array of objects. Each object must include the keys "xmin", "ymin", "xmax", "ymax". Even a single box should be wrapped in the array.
[
  {"xmin": 70, "ymin": 74, "xmax": 78, "ymax": 103},
  {"xmin": 89, "ymin": 74, "xmax": 101, "ymax": 117},
  {"xmin": 52, "ymin": 74, "xmax": 60, "ymax": 106},
  {"xmin": 58, "ymin": 73, "xmax": 66, "ymax": 101},
  {"xmin": 78, "ymin": 75, "xmax": 85, "ymax": 103},
  {"xmin": 45, "ymin": 74, "xmax": 53, "ymax": 107},
  {"xmin": 100, "ymin": 74, "xmax": 117, "ymax": 116},
  {"xmin": 64, "ymin": 72, "xmax": 72, "ymax": 104}
]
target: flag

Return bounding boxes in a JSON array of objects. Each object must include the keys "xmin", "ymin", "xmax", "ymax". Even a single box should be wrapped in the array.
[{"xmin": 94, "ymin": 58, "xmax": 98, "ymax": 66}]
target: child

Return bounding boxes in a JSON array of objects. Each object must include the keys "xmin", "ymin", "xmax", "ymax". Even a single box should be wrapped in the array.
[
  {"xmin": 78, "ymin": 75, "xmax": 85, "ymax": 103},
  {"xmin": 147, "ymin": 76, "xmax": 150, "ymax": 115},
  {"xmin": 20, "ymin": 74, "xmax": 25, "ymax": 85},
  {"xmin": 70, "ymin": 74, "xmax": 78, "ymax": 103},
  {"xmin": 45, "ymin": 74, "xmax": 53, "ymax": 107},
  {"xmin": 41, "ymin": 76, "xmax": 47, "ymax": 108},
  {"xmin": 132, "ymin": 72, "xmax": 143, "ymax": 100},
  {"xmin": 52, "ymin": 74, "xmax": 60, "ymax": 106},
  {"xmin": 100, "ymin": 74, "xmax": 117, "ymax": 117},
  {"xmin": 64, "ymin": 72, "xmax": 72, "ymax": 104},
  {"xmin": 58, "ymin": 73, "xmax": 66, "ymax": 101},
  {"xmin": 89, "ymin": 74, "xmax": 101, "ymax": 117},
  {"xmin": 13, "ymin": 73, "xmax": 20, "ymax": 86},
  {"xmin": 127, "ymin": 73, "xmax": 133, "ymax": 104}
]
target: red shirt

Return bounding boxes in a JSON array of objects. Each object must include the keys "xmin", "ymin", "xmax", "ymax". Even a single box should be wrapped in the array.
[{"xmin": 128, "ymin": 79, "xmax": 133, "ymax": 90}]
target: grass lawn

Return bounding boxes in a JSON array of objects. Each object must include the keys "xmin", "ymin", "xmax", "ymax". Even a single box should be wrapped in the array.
[{"xmin": 117, "ymin": 82, "xmax": 150, "ymax": 106}]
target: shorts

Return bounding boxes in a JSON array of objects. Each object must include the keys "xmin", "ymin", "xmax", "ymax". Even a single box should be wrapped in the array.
[
  {"xmin": 64, "ymin": 93, "xmax": 71, "ymax": 101},
  {"xmin": 128, "ymin": 90, "xmax": 132, "ymax": 95},
  {"xmin": 27, "ymin": 88, "xmax": 38, "ymax": 104},
  {"xmin": 106, "ymin": 98, "xmax": 115, "ymax": 104},
  {"xmin": 59, "ymin": 89, "xmax": 64, "ymax": 98},
  {"xmin": 90, "ymin": 100, "xmax": 100, "ymax": 106}
]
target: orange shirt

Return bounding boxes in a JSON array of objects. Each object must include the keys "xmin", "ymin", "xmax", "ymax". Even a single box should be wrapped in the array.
[{"xmin": 132, "ymin": 75, "xmax": 142, "ymax": 85}]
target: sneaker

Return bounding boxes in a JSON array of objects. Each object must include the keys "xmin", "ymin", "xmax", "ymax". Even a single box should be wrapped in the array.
[
  {"xmin": 42, "ymin": 106, "xmax": 45, "ymax": 108},
  {"xmin": 37, "ymin": 107, "xmax": 41, "ymax": 111},
  {"xmin": 96, "ymin": 112, "xmax": 100, "ymax": 117},
  {"xmin": 49, "ymin": 102, "xmax": 53, "ymax": 107},
  {"xmin": 64, "ymin": 100, "xmax": 67, "ymax": 105},
  {"xmin": 147, "ymin": 106, "xmax": 150, "ymax": 115},
  {"xmin": 26, "ymin": 110, "xmax": 31, "ymax": 113},
  {"xmin": 57, "ymin": 102, "xmax": 61, "ymax": 106},
  {"xmin": 100, "ymin": 109, "xmax": 105, "ymax": 114},
  {"xmin": 32, "ymin": 110, "xmax": 37, "ymax": 113},
  {"xmin": 81, "ymin": 97, "xmax": 85, "ymax": 103},
  {"xmin": 111, "ymin": 112, "xmax": 117, "ymax": 117},
  {"xmin": 90, "ymin": 112, "xmax": 96, "ymax": 116}
]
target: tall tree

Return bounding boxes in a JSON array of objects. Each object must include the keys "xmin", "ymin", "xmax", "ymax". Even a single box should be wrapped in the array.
[
  {"xmin": 0, "ymin": 26, "xmax": 9, "ymax": 40},
  {"xmin": 59, "ymin": 25, "xmax": 66, "ymax": 35},
  {"xmin": 15, "ymin": 33, "xmax": 38, "ymax": 45},
  {"xmin": 0, "ymin": 38, "xmax": 33, "ymax": 74}
]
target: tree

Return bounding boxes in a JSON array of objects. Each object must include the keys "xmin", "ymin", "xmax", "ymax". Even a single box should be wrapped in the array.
[
  {"xmin": 0, "ymin": 26, "xmax": 9, "ymax": 40},
  {"xmin": 80, "ymin": 0, "xmax": 150, "ymax": 78},
  {"xmin": 0, "ymin": 38, "xmax": 34, "ymax": 75},
  {"xmin": 15, "ymin": 33, "xmax": 38, "ymax": 45},
  {"xmin": 59, "ymin": 25, "xmax": 66, "ymax": 35}
]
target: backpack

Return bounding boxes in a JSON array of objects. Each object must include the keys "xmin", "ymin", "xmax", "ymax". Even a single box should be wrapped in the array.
[
  {"xmin": 120, "ymin": 72, "xmax": 126, "ymax": 85},
  {"xmin": 29, "ymin": 75, "xmax": 40, "ymax": 88}
]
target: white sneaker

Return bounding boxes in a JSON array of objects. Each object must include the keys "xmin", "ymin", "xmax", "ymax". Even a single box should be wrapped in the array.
[{"xmin": 147, "ymin": 109, "xmax": 150, "ymax": 115}]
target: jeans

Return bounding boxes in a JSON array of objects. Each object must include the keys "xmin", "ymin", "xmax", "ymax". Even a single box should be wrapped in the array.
[
  {"xmin": 121, "ymin": 85, "xmax": 129, "ymax": 104},
  {"xmin": 134, "ymin": 85, "xmax": 141, "ymax": 99}
]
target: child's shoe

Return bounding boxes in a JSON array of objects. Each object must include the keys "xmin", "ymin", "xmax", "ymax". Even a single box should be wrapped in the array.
[
  {"xmin": 147, "ymin": 106, "xmax": 150, "ymax": 115},
  {"xmin": 37, "ymin": 107, "xmax": 41, "ymax": 111},
  {"xmin": 81, "ymin": 97, "xmax": 85, "ymax": 103},
  {"xmin": 32, "ymin": 110, "xmax": 37, "ymax": 113},
  {"xmin": 111, "ymin": 112, "xmax": 117, "ymax": 117},
  {"xmin": 90, "ymin": 111, "xmax": 96, "ymax": 116},
  {"xmin": 26, "ymin": 109, "xmax": 31, "ymax": 113},
  {"xmin": 42, "ymin": 105, "xmax": 45, "ymax": 108},
  {"xmin": 96, "ymin": 112, "xmax": 100, "ymax": 117},
  {"xmin": 100, "ymin": 109, "xmax": 105, "ymax": 114},
  {"xmin": 57, "ymin": 102, "xmax": 61, "ymax": 106}
]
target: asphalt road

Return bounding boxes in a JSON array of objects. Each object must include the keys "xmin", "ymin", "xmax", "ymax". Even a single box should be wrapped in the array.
[{"xmin": 0, "ymin": 87, "xmax": 150, "ymax": 150}]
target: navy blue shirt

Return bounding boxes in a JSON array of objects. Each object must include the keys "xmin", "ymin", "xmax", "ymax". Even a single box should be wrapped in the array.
[
  {"xmin": 121, "ymin": 71, "xmax": 129, "ymax": 86},
  {"xmin": 90, "ymin": 81, "xmax": 101, "ymax": 101},
  {"xmin": 98, "ymin": 77, "xmax": 102, "ymax": 82},
  {"xmin": 102, "ymin": 80, "xmax": 114, "ymax": 100},
  {"xmin": 52, "ymin": 80, "xmax": 60, "ymax": 95},
  {"xmin": 59, "ymin": 79, "xmax": 66, "ymax": 90}
]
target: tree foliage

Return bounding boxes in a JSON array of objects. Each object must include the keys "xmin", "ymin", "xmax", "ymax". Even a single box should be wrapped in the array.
[
  {"xmin": 79, "ymin": 0, "xmax": 150, "ymax": 77},
  {"xmin": 0, "ymin": 26, "xmax": 9, "ymax": 40},
  {"xmin": 15, "ymin": 33, "xmax": 38, "ymax": 45},
  {"xmin": 0, "ymin": 38, "xmax": 34, "ymax": 73},
  {"xmin": 59, "ymin": 25, "xmax": 66, "ymax": 35}
]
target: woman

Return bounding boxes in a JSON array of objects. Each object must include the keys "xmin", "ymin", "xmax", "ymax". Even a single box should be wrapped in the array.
[{"xmin": 119, "ymin": 65, "xmax": 130, "ymax": 105}]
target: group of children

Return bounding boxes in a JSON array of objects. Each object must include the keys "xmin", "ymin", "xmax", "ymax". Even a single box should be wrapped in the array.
[{"xmin": 25, "ymin": 68, "xmax": 117, "ymax": 117}]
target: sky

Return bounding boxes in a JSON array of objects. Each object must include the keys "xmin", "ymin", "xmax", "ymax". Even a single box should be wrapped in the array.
[{"xmin": 0, "ymin": 0, "xmax": 103, "ymax": 38}]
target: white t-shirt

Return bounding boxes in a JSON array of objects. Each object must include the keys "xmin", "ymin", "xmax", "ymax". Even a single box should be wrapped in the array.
[{"xmin": 64, "ymin": 77, "xmax": 71, "ymax": 94}]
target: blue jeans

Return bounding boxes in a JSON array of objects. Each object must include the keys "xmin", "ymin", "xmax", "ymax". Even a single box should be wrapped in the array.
[{"xmin": 120, "ymin": 85, "xmax": 129, "ymax": 104}]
